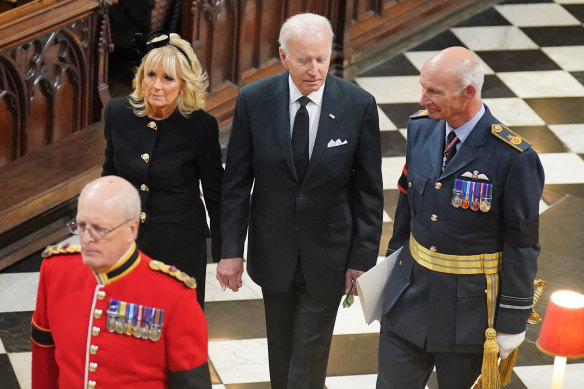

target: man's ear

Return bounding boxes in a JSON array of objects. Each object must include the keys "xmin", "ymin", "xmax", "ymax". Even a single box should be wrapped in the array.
[
  {"xmin": 465, "ymin": 84, "xmax": 477, "ymax": 99},
  {"xmin": 279, "ymin": 47, "xmax": 288, "ymax": 66},
  {"xmin": 128, "ymin": 219, "xmax": 140, "ymax": 241}
]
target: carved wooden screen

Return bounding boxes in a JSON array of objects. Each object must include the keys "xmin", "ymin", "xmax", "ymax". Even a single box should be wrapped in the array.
[
  {"xmin": 181, "ymin": 0, "xmax": 482, "ymax": 127},
  {"xmin": 0, "ymin": 0, "xmax": 113, "ymax": 168},
  {"xmin": 181, "ymin": 0, "xmax": 344, "ymax": 126}
]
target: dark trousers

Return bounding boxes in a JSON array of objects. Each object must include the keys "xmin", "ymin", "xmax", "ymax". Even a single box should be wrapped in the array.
[
  {"xmin": 137, "ymin": 223, "xmax": 207, "ymax": 309},
  {"xmin": 377, "ymin": 327, "xmax": 483, "ymax": 389},
  {"xmin": 262, "ymin": 263, "xmax": 340, "ymax": 389}
]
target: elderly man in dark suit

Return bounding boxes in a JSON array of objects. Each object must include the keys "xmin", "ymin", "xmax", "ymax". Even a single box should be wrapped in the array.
[
  {"xmin": 216, "ymin": 12, "xmax": 384, "ymax": 389},
  {"xmin": 377, "ymin": 46, "xmax": 545, "ymax": 389}
]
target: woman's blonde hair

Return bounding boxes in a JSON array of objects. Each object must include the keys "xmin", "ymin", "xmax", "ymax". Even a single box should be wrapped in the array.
[{"xmin": 130, "ymin": 33, "xmax": 208, "ymax": 117}]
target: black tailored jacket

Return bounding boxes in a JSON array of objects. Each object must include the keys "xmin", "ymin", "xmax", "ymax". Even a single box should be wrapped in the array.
[
  {"xmin": 221, "ymin": 72, "xmax": 384, "ymax": 302},
  {"xmin": 383, "ymin": 106, "xmax": 545, "ymax": 353},
  {"xmin": 102, "ymin": 97, "xmax": 223, "ymax": 260}
]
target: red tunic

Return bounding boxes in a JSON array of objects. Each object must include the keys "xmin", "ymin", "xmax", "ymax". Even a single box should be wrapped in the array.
[{"xmin": 31, "ymin": 243, "xmax": 209, "ymax": 389}]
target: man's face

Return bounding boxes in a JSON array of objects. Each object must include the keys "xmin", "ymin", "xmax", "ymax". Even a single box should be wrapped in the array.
[
  {"xmin": 279, "ymin": 28, "xmax": 331, "ymax": 95},
  {"xmin": 418, "ymin": 65, "xmax": 467, "ymax": 124},
  {"xmin": 76, "ymin": 195, "xmax": 136, "ymax": 274}
]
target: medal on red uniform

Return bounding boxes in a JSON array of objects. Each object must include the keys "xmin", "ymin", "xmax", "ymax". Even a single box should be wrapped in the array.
[
  {"xmin": 149, "ymin": 308, "xmax": 164, "ymax": 342},
  {"xmin": 125, "ymin": 303, "xmax": 137, "ymax": 336},
  {"xmin": 133, "ymin": 304, "xmax": 144, "ymax": 338},
  {"xmin": 105, "ymin": 299, "xmax": 163, "ymax": 341},
  {"xmin": 107, "ymin": 300, "xmax": 119, "ymax": 332},
  {"xmin": 115, "ymin": 301, "xmax": 127, "ymax": 334},
  {"xmin": 141, "ymin": 306, "xmax": 152, "ymax": 339}
]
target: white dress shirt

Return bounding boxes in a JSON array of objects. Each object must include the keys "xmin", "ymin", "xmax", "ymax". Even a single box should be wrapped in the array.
[
  {"xmin": 445, "ymin": 104, "xmax": 486, "ymax": 151},
  {"xmin": 288, "ymin": 76, "xmax": 325, "ymax": 158}
]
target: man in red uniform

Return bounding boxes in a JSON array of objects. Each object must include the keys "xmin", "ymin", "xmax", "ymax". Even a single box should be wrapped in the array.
[{"xmin": 31, "ymin": 176, "xmax": 211, "ymax": 388}]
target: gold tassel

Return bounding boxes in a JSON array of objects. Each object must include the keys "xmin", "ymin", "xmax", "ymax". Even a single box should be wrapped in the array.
[
  {"xmin": 479, "ymin": 328, "xmax": 500, "ymax": 389},
  {"xmin": 499, "ymin": 347, "xmax": 518, "ymax": 386},
  {"xmin": 474, "ymin": 279, "xmax": 546, "ymax": 389},
  {"xmin": 472, "ymin": 376, "xmax": 483, "ymax": 389},
  {"xmin": 528, "ymin": 279, "xmax": 545, "ymax": 324}
]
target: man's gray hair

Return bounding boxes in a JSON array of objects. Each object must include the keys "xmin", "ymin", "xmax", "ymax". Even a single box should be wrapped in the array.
[
  {"xmin": 279, "ymin": 13, "xmax": 334, "ymax": 55},
  {"xmin": 458, "ymin": 52, "xmax": 484, "ymax": 97},
  {"xmin": 116, "ymin": 183, "xmax": 141, "ymax": 221}
]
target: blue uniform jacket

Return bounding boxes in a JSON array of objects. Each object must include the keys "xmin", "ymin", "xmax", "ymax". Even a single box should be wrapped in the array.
[{"xmin": 383, "ymin": 105, "xmax": 544, "ymax": 353}]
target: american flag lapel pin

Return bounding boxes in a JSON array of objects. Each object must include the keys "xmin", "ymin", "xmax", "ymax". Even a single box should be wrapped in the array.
[{"xmin": 329, "ymin": 113, "xmax": 335, "ymax": 119}]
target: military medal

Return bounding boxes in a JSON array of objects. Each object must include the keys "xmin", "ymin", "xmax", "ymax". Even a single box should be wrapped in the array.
[
  {"xmin": 149, "ymin": 308, "xmax": 164, "ymax": 342},
  {"xmin": 107, "ymin": 300, "xmax": 119, "ymax": 332},
  {"xmin": 451, "ymin": 179, "xmax": 463, "ymax": 208},
  {"xmin": 453, "ymin": 170, "xmax": 494, "ymax": 212},
  {"xmin": 124, "ymin": 303, "xmax": 137, "ymax": 336},
  {"xmin": 115, "ymin": 301, "xmax": 127, "ymax": 334},
  {"xmin": 460, "ymin": 180, "xmax": 470, "ymax": 209},
  {"xmin": 479, "ymin": 182, "xmax": 493, "ymax": 213},
  {"xmin": 480, "ymin": 198, "xmax": 492, "ymax": 212},
  {"xmin": 133, "ymin": 304, "xmax": 144, "ymax": 338},
  {"xmin": 470, "ymin": 181, "xmax": 480, "ymax": 211},
  {"xmin": 141, "ymin": 306, "xmax": 152, "ymax": 339}
]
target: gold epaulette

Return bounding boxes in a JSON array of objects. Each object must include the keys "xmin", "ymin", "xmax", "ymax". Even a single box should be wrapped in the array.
[
  {"xmin": 41, "ymin": 243, "xmax": 81, "ymax": 258},
  {"xmin": 491, "ymin": 124, "xmax": 531, "ymax": 152},
  {"xmin": 410, "ymin": 109, "xmax": 428, "ymax": 118},
  {"xmin": 149, "ymin": 260, "xmax": 197, "ymax": 289}
]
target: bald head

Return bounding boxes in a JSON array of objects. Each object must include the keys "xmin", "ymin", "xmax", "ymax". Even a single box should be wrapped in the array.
[
  {"xmin": 76, "ymin": 176, "xmax": 141, "ymax": 273},
  {"xmin": 79, "ymin": 176, "xmax": 141, "ymax": 222},
  {"xmin": 424, "ymin": 46, "xmax": 484, "ymax": 96},
  {"xmin": 418, "ymin": 46, "xmax": 484, "ymax": 127}
]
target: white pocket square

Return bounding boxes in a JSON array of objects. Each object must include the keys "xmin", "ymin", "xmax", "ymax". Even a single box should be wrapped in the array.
[{"xmin": 327, "ymin": 139, "xmax": 348, "ymax": 148}]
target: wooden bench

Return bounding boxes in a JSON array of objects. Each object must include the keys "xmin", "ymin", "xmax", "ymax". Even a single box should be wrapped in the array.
[{"xmin": 0, "ymin": 121, "xmax": 105, "ymax": 270}]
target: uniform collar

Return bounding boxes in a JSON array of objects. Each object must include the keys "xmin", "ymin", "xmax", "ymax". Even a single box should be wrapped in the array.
[
  {"xmin": 445, "ymin": 103, "xmax": 486, "ymax": 145},
  {"xmin": 94, "ymin": 242, "xmax": 141, "ymax": 285}
]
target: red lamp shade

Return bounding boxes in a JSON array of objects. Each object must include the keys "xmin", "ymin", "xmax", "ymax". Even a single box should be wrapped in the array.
[{"xmin": 537, "ymin": 290, "xmax": 584, "ymax": 358}]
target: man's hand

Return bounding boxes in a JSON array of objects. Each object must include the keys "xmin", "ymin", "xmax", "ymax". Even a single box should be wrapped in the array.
[
  {"xmin": 345, "ymin": 268, "xmax": 365, "ymax": 296},
  {"xmin": 496, "ymin": 331, "xmax": 526, "ymax": 359},
  {"xmin": 216, "ymin": 257, "xmax": 244, "ymax": 292}
]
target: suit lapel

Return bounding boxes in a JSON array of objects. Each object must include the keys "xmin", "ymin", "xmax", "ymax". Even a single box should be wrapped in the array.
[
  {"xmin": 425, "ymin": 121, "xmax": 446, "ymax": 176},
  {"xmin": 303, "ymin": 75, "xmax": 342, "ymax": 184},
  {"xmin": 265, "ymin": 72, "xmax": 296, "ymax": 178}
]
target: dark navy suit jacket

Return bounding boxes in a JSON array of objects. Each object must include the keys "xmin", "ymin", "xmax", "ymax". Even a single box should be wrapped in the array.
[{"xmin": 221, "ymin": 72, "xmax": 384, "ymax": 302}]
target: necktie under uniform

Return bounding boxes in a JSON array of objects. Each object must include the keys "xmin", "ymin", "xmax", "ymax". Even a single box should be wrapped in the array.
[
  {"xmin": 292, "ymin": 96, "xmax": 310, "ymax": 183},
  {"xmin": 442, "ymin": 130, "xmax": 459, "ymax": 172}
]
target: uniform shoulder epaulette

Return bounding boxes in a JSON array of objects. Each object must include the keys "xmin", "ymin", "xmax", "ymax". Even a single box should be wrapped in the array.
[
  {"xmin": 491, "ymin": 124, "xmax": 531, "ymax": 152},
  {"xmin": 410, "ymin": 110, "xmax": 428, "ymax": 118},
  {"xmin": 149, "ymin": 260, "xmax": 197, "ymax": 289},
  {"xmin": 41, "ymin": 243, "xmax": 81, "ymax": 258}
]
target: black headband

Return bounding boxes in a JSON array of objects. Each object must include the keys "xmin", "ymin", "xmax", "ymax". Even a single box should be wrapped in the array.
[{"xmin": 132, "ymin": 30, "xmax": 192, "ymax": 67}]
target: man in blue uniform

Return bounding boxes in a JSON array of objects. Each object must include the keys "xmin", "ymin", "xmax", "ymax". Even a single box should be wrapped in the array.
[{"xmin": 377, "ymin": 46, "xmax": 545, "ymax": 389}]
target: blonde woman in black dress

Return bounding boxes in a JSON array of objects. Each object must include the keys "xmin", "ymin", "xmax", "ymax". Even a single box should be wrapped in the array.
[{"xmin": 102, "ymin": 32, "xmax": 222, "ymax": 309}]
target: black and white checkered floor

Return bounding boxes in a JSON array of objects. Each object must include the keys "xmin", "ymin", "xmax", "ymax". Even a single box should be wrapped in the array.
[{"xmin": 2, "ymin": 0, "xmax": 584, "ymax": 387}]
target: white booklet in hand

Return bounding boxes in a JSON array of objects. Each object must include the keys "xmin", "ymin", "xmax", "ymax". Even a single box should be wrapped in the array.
[{"xmin": 356, "ymin": 247, "xmax": 402, "ymax": 325}]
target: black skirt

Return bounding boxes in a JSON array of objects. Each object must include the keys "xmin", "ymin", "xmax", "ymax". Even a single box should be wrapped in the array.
[{"xmin": 137, "ymin": 223, "xmax": 208, "ymax": 310}]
